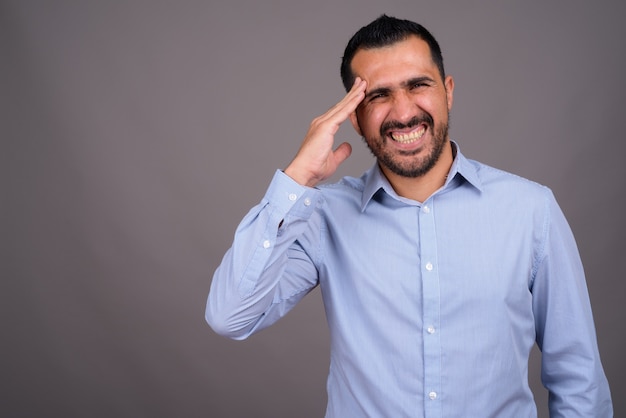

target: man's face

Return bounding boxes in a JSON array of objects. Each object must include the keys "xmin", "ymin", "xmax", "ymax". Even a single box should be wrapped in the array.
[{"xmin": 349, "ymin": 35, "xmax": 454, "ymax": 178}]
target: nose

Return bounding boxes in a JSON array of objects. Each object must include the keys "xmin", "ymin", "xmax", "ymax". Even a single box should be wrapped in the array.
[{"xmin": 388, "ymin": 91, "xmax": 416, "ymax": 125}]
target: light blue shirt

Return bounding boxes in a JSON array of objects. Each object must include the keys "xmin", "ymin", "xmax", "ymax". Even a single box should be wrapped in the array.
[{"xmin": 206, "ymin": 143, "xmax": 612, "ymax": 417}]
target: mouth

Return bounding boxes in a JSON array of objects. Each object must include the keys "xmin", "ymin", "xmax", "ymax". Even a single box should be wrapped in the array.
[{"xmin": 389, "ymin": 125, "xmax": 426, "ymax": 144}]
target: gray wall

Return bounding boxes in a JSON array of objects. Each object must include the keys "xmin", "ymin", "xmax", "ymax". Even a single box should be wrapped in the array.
[{"xmin": 3, "ymin": 1, "xmax": 624, "ymax": 417}]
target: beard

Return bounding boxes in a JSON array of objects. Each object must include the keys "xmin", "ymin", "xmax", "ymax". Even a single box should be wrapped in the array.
[{"xmin": 362, "ymin": 113, "xmax": 450, "ymax": 178}]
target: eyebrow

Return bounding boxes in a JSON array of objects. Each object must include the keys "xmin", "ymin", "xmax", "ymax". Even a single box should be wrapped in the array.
[
  {"xmin": 365, "ymin": 76, "xmax": 436, "ymax": 100},
  {"xmin": 403, "ymin": 76, "xmax": 436, "ymax": 88}
]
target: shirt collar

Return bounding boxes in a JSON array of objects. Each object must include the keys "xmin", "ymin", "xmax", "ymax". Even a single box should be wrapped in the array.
[{"xmin": 360, "ymin": 141, "xmax": 483, "ymax": 211}]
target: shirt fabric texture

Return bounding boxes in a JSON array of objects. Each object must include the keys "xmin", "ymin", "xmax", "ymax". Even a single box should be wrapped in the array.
[{"xmin": 206, "ymin": 143, "xmax": 613, "ymax": 417}]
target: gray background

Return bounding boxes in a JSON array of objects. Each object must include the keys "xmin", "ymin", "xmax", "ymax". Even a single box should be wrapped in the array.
[{"xmin": 3, "ymin": 1, "xmax": 624, "ymax": 417}]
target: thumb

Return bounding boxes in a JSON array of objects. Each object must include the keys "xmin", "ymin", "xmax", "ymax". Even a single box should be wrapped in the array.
[{"xmin": 333, "ymin": 142, "xmax": 352, "ymax": 166}]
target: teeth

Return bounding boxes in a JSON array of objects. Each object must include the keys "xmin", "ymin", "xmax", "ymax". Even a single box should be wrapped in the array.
[{"xmin": 391, "ymin": 127, "xmax": 425, "ymax": 144}]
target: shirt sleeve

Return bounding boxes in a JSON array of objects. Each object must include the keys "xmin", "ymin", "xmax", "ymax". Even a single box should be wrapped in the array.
[
  {"xmin": 531, "ymin": 190, "xmax": 613, "ymax": 417},
  {"xmin": 205, "ymin": 170, "xmax": 322, "ymax": 340}
]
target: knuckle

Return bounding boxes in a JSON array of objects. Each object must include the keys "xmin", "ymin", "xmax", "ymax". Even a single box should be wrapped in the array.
[{"xmin": 310, "ymin": 116, "xmax": 324, "ymax": 128}]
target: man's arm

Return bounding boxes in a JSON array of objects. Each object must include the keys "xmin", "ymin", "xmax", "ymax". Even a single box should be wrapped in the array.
[
  {"xmin": 205, "ymin": 171, "xmax": 321, "ymax": 339},
  {"xmin": 532, "ymin": 191, "xmax": 613, "ymax": 417},
  {"xmin": 205, "ymin": 78, "xmax": 367, "ymax": 339}
]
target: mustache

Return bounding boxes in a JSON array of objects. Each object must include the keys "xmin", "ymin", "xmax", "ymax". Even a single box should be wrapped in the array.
[{"xmin": 380, "ymin": 114, "xmax": 433, "ymax": 136}]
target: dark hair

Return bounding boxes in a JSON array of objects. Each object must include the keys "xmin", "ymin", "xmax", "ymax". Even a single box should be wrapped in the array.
[{"xmin": 340, "ymin": 15, "xmax": 445, "ymax": 91}]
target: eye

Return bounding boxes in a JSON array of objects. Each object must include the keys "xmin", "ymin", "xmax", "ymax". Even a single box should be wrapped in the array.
[{"xmin": 367, "ymin": 91, "xmax": 389, "ymax": 103}]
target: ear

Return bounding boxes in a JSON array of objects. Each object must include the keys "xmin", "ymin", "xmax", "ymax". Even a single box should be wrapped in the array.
[
  {"xmin": 349, "ymin": 111, "xmax": 363, "ymax": 136},
  {"xmin": 444, "ymin": 75, "xmax": 454, "ymax": 111}
]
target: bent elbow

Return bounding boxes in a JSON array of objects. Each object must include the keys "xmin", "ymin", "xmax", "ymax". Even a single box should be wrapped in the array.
[{"xmin": 204, "ymin": 304, "xmax": 252, "ymax": 341}]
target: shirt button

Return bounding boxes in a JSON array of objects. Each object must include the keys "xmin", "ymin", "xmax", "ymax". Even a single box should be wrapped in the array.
[
  {"xmin": 304, "ymin": 198, "xmax": 311, "ymax": 206},
  {"xmin": 427, "ymin": 326, "xmax": 435, "ymax": 334},
  {"xmin": 263, "ymin": 240, "xmax": 271, "ymax": 249},
  {"xmin": 429, "ymin": 391, "xmax": 437, "ymax": 400},
  {"xmin": 288, "ymin": 193, "xmax": 297, "ymax": 201},
  {"xmin": 425, "ymin": 262, "xmax": 433, "ymax": 271},
  {"xmin": 423, "ymin": 205, "xmax": 430, "ymax": 213}
]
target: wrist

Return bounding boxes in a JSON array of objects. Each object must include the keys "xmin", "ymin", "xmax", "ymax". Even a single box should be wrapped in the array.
[{"xmin": 284, "ymin": 165, "xmax": 317, "ymax": 188}]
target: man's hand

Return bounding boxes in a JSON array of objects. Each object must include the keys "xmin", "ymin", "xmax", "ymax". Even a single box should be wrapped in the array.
[{"xmin": 284, "ymin": 77, "xmax": 367, "ymax": 187}]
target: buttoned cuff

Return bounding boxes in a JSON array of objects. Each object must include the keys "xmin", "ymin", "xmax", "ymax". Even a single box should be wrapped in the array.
[{"xmin": 263, "ymin": 170, "xmax": 320, "ymax": 221}]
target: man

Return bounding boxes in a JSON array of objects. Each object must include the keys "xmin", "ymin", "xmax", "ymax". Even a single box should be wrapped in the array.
[{"xmin": 206, "ymin": 15, "xmax": 612, "ymax": 417}]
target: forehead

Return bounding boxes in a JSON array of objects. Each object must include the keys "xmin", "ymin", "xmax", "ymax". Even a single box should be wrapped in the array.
[{"xmin": 350, "ymin": 36, "xmax": 439, "ymax": 85}]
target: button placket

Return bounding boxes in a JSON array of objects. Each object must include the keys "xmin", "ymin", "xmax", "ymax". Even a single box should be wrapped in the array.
[{"xmin": 419, "ymin": 200, "xmax": 442, "ymax": 416}]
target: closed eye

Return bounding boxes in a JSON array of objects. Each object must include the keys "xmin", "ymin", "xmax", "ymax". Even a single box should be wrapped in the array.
[
  {"xmin": 406, "ymin": 77, "xmax": 434, "ymax": 90},
  {"xmin": 365, "ymin": 87, "xmax": 391, "ymax": 103}
]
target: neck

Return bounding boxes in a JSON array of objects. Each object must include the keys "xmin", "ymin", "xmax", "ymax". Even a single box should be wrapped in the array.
[{"xmin": 382, "ymin": 141, "xmax": 454, "ymax": 202}]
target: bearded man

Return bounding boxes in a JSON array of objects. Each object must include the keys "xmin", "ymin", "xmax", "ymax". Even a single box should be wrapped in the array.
[{"xmin": 206, "ymin": 15, "xmax": 613, "ymax": 417}]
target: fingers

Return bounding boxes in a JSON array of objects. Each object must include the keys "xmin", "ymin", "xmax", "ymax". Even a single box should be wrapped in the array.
[
  {"xmin": 340, "ymin": 77, "xmax": 367, "ymax": 112},
  {"xmin": 319, "ymin": 77, "xmax": 367, "ymax": 128}
]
